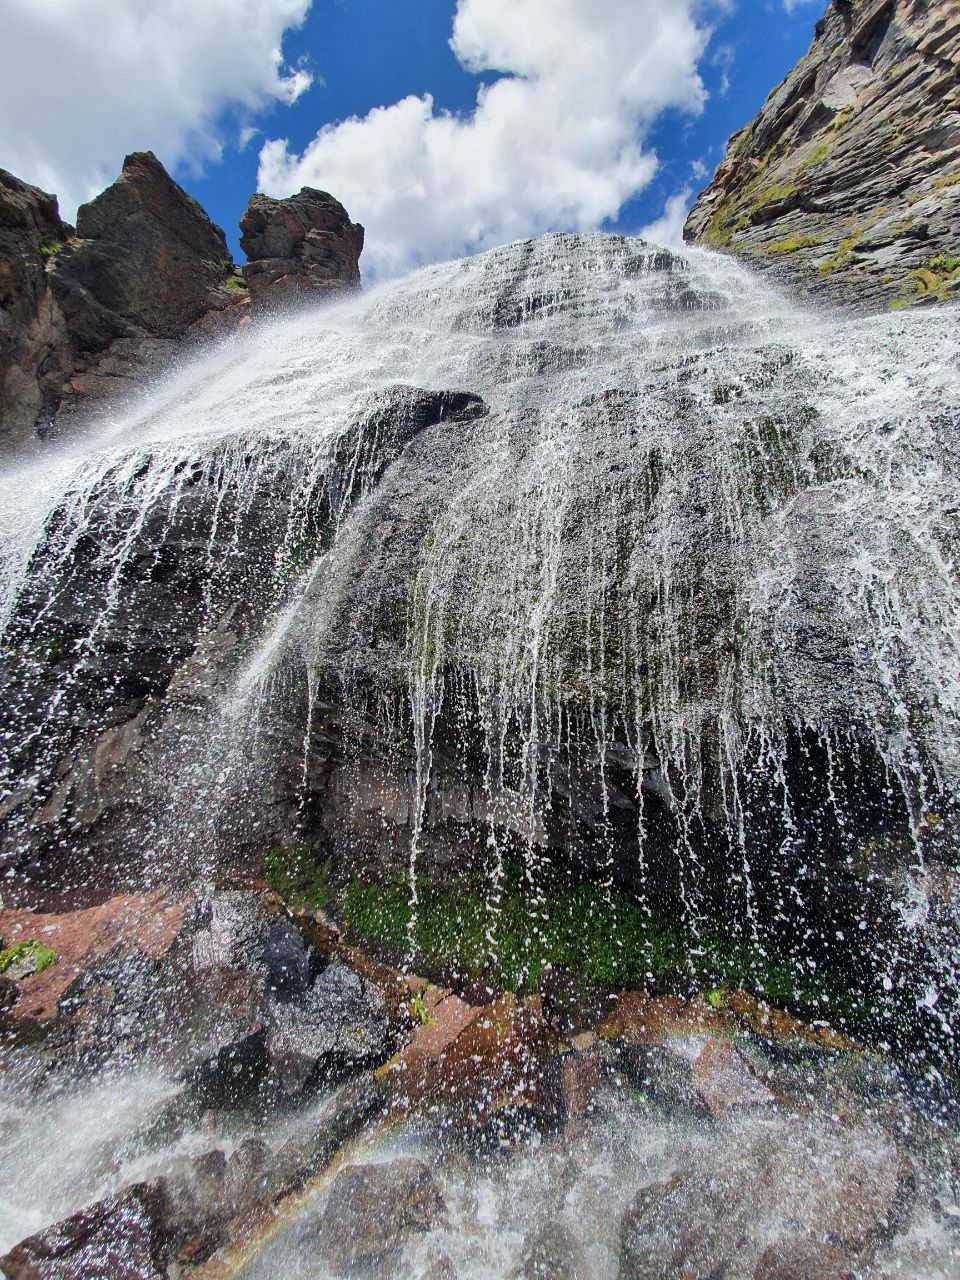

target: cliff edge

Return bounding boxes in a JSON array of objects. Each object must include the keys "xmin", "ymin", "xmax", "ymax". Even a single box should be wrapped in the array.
[{"xmin": 683, "ymin": 0, "xmax": 960, "ymax": 311}]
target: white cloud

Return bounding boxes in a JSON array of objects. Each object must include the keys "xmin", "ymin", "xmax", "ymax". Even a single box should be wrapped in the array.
[
  {"xmin": 258, "ymin": 0, "xmax": 717, "ymax": 278},
  {"xmin": 639, "ymin": 188, "xmax": 694, "ymax": 248},
  {"xmin": 782, "ymin": 0, "xmax": 822, "ymax": 11},
  {"xmin": 0, "ymin": 0, "xmax": 313, "ymax": 220}
]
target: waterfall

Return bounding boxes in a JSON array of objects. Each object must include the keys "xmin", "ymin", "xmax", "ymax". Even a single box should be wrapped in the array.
[{"xmin": 1, "ymin": 232, "xmax": 958, "ymax": 1053}]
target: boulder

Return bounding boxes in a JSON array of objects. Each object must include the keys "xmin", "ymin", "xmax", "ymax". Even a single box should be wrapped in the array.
[
  {"xmin": 755, "ymin": 1237, "xmax": 854, "ymax": 1280},
  {"xmin": 380, "ymin": 991, "xmax": 557, "ymax": 1131},
  {"xmin": 240, "ymin": 187, "xmax": 364, "ymax": 310},
  {"xmin": 267, "ymin": 960, "xmax": 391, "ymax": 1094},
  {"xmin": 316, "ymin": 1157, "xmax": 446, "ymax": 1269},
  {"xmin": 618, "ymin": 1116, "xmax": 907, "ymax": 1278},
  {"xmin": 619, "ymin": 1168, "xmax": 754, "ymax": 1280},
  {"xmin": 0, "ymin": 1182, "xmax": 187, "ymax": 1280},
  {"xmin": 192, "ymin": 887, "xmax": 309, "ymax": 999},
  {"xmin": 518, "ymin": 1221, "xmax": 590, "ymax": 1280}
]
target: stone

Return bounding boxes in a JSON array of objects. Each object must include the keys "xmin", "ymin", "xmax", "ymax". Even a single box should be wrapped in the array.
[
  {"xmin": 380, "ymin": 991, "xmax": 557, "ymax": 1129},
  {"xmin": 240, "ymin": 187, "xmax": 364, "ymax": 310},
  {"xmin": 619, "ymin": 1168, "xmax": 753, "ymax": 1280},
  {"xmin": 754, "ymin": 1237, "xmax": 854, "ymax": 1280},
  {"xmin": 192, "ymin": 887, "xmax": 309, "ymax": 999},
  {"xmin": 267, "ymin": 961, "xmax": 391, "ymax": 1094},
  {"xmin": 684, "ymin": 0, "xmax": 960, "ymax": 311},
  {"xmin": 688, "ymin": 1037, "xmax": 776, "ymax": 1116},
  {"xmin": 518, "ymin": 1221, "xmax": 590, "ymax": 1280},
  {"xmin": 271, "ymin": 1072, "xmax": 385, "ymax": 1197},
  {"xmin": 316, "ymin": 1157, "xmax": 446, "ymax": 1269},
  {"xmin": 0, "ymin": 1182, "xmax": 175, "ymax": 1280}
]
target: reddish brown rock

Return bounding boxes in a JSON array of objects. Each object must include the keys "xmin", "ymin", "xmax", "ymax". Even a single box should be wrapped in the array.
[
  {"xmin": 0, "ymin": 890, "xmax": 186, "ymax": 1025},
  {"xmin": 380, "ymin": 991, "xmax": 557, "ymax": 1127},
  {"xmin": 598, "ymin": 990, "xmax": 734, "ymax": 1043},
  {"xmin": 688, "ymin": 1037, "xmax": 776, "ymax": 1116},
  {"xmin": 239, "ymin": 187, "xmax": 363, "ymax": 311}
]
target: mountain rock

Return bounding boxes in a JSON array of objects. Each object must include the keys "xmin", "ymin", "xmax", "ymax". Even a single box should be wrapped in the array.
[
  {"xmin": 683, "ymin": 0, "xmax": 960, "ymax": 311},
  {"xmin": 51, "ymin": 151, "xmax": 238, "ymax": 352},
  {"xmin": 0, "ymin": 170, "xmax": 72, "ymax": 447},
  {"xmin": 0, "ymin": 157, "xmax": 365, "ymax": 447},
  {"xmin": 239, "ymin": 187, "xmax": 364, "ymax": 310}
]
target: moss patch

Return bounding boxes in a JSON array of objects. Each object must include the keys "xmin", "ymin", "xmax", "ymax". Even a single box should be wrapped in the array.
[
  {"xmin": 263, "ymin": 843, "xmax": 332, "ymax": 912},
  {"xmin": 0, "ymin": 939, "xmax": 59, "ymax": 977},
  {"xmin": 768, "ymin": 233, "xmax": 820, "ymax": 255},
  {"xmin": 337, "ymin": 861, "xmax": 860, "ymax": 1024}
]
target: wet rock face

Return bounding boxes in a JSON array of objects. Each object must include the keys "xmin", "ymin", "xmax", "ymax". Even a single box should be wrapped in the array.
[
  {"xmin": 240, "ymin": 187, "xmax": 364, "ymax": 310},
  {"xmin": 0, "ymin": 169, "xmax": 72, "ymax": 447},
  {"xmin": 316, "ymin": 1158, "xmax": 447, "ymax": 1270},
  {"xmin": 684, "ymin": 0, "xmax": 960, "ymax": 311}
]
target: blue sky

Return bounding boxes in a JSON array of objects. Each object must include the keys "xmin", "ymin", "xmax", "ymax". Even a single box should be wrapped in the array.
[{"xmin": 1, "ymin": 0, "xmax": 825, "ymax": 276}]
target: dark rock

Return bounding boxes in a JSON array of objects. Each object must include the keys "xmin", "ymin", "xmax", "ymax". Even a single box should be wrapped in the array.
[
  {"xmin": 0, "ymin": 1182, "xmax": 175, "ymax": 1280},
  {"xmin": 51, "ymin": 152, "xmax": 236, "ymax": 351},
  {"xmin": 316, "ymin": 1157, "xmax": 446, "ymax": 1269},
  {"xmin": 180, "ymin": 967, "xmax": 271, "ymax": 1110},
  {"xmin": 240, "ymin": 186, "xmax": 364, "ymax": 310},
  {"xmin": 192, "ymin": 887, "xmax": 309, "ymax": 999},
  {"xmin": 684, "ymin": 0, "xmax": 960, "ymax": 311},
  {"xmin": 0, "ymin": 168, "xmax": 72, "ymax": 446},
  {"xmin": 518, "ymin": 1221, "xmax": 590, "ymax": 1280},
  {"xmin": 267, "ymin": 960, "xmax": 391, "ymax": 1094}
]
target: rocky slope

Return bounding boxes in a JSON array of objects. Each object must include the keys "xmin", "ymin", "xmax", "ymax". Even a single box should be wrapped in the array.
[
  {"xmin": 0, "ymin": 154, "xmax": 364, "ymax": 449},
  {"xmin": 684, "ymin": 0, "xmax": 960, "ymax": 311}
]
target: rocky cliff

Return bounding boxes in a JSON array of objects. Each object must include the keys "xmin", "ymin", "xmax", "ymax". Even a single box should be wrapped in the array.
[
  {"xmin": 0, "ymin": 154, "xmax": 364, "ymax": 449},
  {"xmin": 240, "ymin": 188, "xmax": 364, "ymax": 310},
  {"xmin": 684, "ymin": 0, "xmax": 960, "ymax": 311}
]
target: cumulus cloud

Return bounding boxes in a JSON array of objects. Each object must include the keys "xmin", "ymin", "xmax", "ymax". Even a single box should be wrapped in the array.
[
  {"xmin": 258, "ymin": 0, "xmax": 716, "ymax": 277},
  {"xmin": 640, "ymin": 188, "xmax": 694, "ymax": 248},
  {"xmin": 0, "ymin": 0, "xmax": 312, "ymax": 220}
]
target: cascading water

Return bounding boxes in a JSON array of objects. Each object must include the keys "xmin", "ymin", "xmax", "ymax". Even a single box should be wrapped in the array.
[
  {"xmin": 3, "ymin": 233, "xmax": 958, "ymax": 1033},
  {"xmin": 1, "ymin": 233, "xmax": 960, "ymax": 1274}
]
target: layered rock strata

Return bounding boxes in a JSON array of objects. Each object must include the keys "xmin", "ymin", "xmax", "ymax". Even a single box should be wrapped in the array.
[{"xmin": 684, "ymin": 0, "xmax": 960, "ymax": 310}]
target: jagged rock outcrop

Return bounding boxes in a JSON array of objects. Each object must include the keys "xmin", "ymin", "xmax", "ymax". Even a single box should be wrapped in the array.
[
  {"xmin": 240, "ymin": 187, "xmax": 364, "ymax": 310},
  {"xmin": 0, "ymin": 157, "xmax": 366, "ymax": 448},
  {"xmin": 51, "ymin": 151, "xmax": 241, "ymax": 355},
  {"xmin": 684, "ymin": 0, "xmax": 960, "ymax": 311},
  {"xmin": 0, "ymin": 152, "xmax": 246, "ymax": 447},
  {"xmin": 0, "ymin": 170, "xmax": 73, "ymax": 446}
]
